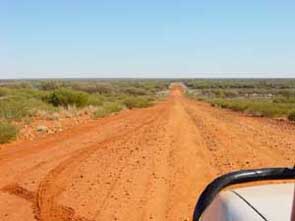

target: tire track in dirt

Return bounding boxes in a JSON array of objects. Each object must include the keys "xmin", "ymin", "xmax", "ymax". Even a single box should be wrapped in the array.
[
  {"xmin": 35, "ymin": 104, "xmax": 170, "ymax": 221},
  {"xmin": 0, "ymin": 106, "xmax": 158, "ymax": 162},
  {"xmin": 0, "ymin": 101, "xmax": 168, "ymax": 189},
  {"xmin": 162, "ymin": 95, "xmax": 216, "ymax": 221},
  {"xmin": 0, "ymin": 101, "xmax": 168, "ymax": 221},
  {"xmin": 64, "ymin": 89, "xmax": 217, "ymax": 221},
  {"xmin": 182, "ymin": 97, "xmax": 294, "ymax": 174},
  {"xmin": 90, "ymin": 109, "xmax": 171, "ymax": 220},
  {"xmin": 193, "ymin": 99, "xmax": 295, "ymax": 162}
]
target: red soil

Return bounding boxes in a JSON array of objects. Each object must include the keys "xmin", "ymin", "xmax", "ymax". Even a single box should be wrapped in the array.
[{"xmin": 0, "ymin": 86, "xmax": 294, "ymax": 220}]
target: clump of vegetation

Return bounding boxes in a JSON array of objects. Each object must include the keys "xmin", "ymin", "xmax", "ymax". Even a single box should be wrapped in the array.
[
  {"xmin": 94, "ymin": 102, "xmax": 124, "ymax": 118},
  {"xmin": 0, "ymin": 98, "xmax": 30, "ymax": 120},
  {"xmin": 288, "ymin": 111, "xmax": 295, "ymax": 121},
  {"xmin": 45, "ymin": 88, "xmax": 89, "ymax": 108},
  {"xmin": 0, "ymin": 122, "xmax": 18, "ymax": 144},
  {"xmin": 0, "ymin": 97, "xmax": 54, "ymax": 120},
  {"xmin": 86, "ymin": 94, "xmax": 104, "ymax": 106},
  {"xmin": 38, "ymin": 80, "xmax": 64, "ymax": 90},
  {"xmin": 122, "ymin": 97, "xmax": 153, "ymax": 109},
  {"xmin": 184, "ymin": 79, "xmax": 295, "ymax": 90},
  {"xmin": 0, "ymin": 88, "xmax": 9, "ymax": 97},
  {"xmin": 121, "ymin": 87, "xmax": 149, "ymax": 96},
  {"xmin": 185, "ymin": 79, "xmax": 295, "ymax": 121},
  {"xmin": 0, "ymin": 79, "xmax": 168, "ymax": 143},
  {"xmin": 71, "ymin": 82, "xmax": 115, "ymax": 94},
  {"xmin": 210, "ymin": 99, "xmax": 295, "ymax": 117}
]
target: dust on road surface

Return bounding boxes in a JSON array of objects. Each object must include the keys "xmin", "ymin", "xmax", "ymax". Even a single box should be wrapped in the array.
[{"xmin": 0, "ymin": 86, "xmax": 294, "ymax": 221}]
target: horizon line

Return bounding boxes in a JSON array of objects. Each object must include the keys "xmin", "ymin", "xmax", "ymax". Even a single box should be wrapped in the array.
[{"xmin": 1, "ymin": 76, "xmax": 295, "ymax": 80}]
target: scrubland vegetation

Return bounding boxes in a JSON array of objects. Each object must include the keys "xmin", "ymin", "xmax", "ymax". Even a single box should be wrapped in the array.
[
  {"xmin": 3, "ymin": 78, "xmax": 295, "ymax": 144},
  {"xmin": 0, "ymin": 79, "xmax": 169, "ymax": 143},
  {"xmin": 0, "ymin": 121, "xmax": 18, "ymax": 144},
  {"xmin": 184, "ymin": 79, "xmax": 295, "ymax": 121}
]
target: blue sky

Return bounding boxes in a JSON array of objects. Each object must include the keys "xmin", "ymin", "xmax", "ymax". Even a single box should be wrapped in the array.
[{"xmin": 1, "ymin": 0, "xmax": 295, "ymax": 79}]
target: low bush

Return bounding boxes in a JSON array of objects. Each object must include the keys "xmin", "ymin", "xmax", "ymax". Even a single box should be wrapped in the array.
[
  {"xmin": 71, "ymin": 83, "xmax": 115, "ymax": 94},
  {"xmin": 3, "ymin": 82, "xmax": 33, "ymax": 89},
  {"xmin": 38, "ymin": 80, "xmax": 62, "ymax": 90},
  {"xmin": 94, "ymin": 102, "xmax": 123, "ymax": 118},
  {"xmin": 122, "ymin": 97, "xmax": 152, "ymax": 109},
  {"xmin": 121, "ymin": 87, "xmax": 149, "ymax": 96},
  {"xmin": 0, "ymin": 97, "xmax": 54, "ymax": 120},
  {"xmin": 210, "ymin": 99, "xmax": 295, "ymax": 118},
  {"xmin": 0, "ymin": 122, "xmax": 18, "ymax": 144},
  {"xmin": 273, "ymin": 96, "xmax": 295, "ymax": 104},
  {"xmin": 86, "ymin": 94, "xmax": 104, "ymax": 106},
  {"xmin": 288, "ymin": 111, "xmax": 295, "ymax": 121},
  {"xmin": 46, "ymin": 88, "xmax": 89, "ymax": 108},
  {"xmin": 103, "ymin": 102, "xmax": 123, "ymax": 113},
  {"xmin": 0, "ymin": 98, "xmax": 30, "ymax": 120},
  {"xmin": 0, "ymin": 80, "xmax": 165, "ymax": 122},
  {"xmin": 0, "ymin": 87, "xmax": 9, "ymax": 97}
]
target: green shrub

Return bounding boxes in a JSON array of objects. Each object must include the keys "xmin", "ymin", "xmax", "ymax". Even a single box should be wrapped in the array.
[
  {"xmin": 0, "ymin": 98, "xmax": 29, "ymax": 120},
  {"xmin": 0, "ymin": 80, "xmax": 165, "ymax": 122},
  {"xmin": 38, "ymin": 81, "xmax": 62, "ymax": 90},
  {"xmin": 94, "ymin": 102, "xmax": 123, "ymax": 118},
  {"xmin": 121, "ymin": 87, "xmax": 148, "ymax": 96},
  {"xmin": 71, "ymin": 83, "xmax": 115, "ymax": 94},
  {"xmin": 0, "ymin": 122, "xmax": 18, "ymax": 144},
  {"xmin": 86, "ymin": 94, "xmax": 104, "ymax": 106},
  {"xmin": 122, "ymin": 97, "xmax": 152, "ymax": 109},
  {"xmin": 273, "ymin": 96, "xmax": 295, "ymax": 104},
  {"xmin": 103, "ymin": 102, "xmax": 123, "ymax": 113},
  {"xmin": 0, "ymin": 97, "xmax": 53, "ymax": 120},
  {"xmin": 13, "ymin": 88, "xmax": 49, "ymax": 99},
  {"xmin": 288, "ymin": 111, "xmax": 295, "ymax": 121},
  {"xmin": 0, "ymin": 88, "xmax": 9, "ymax": 97},
  {"xmin": 4, "ymin": 82, "xmax": 33, "ymax": 89},
  {"xmin": 210, "ymin": 98, "xmax": 295, "ymax": 118},
  {"xmin": 46, "ymin": 88, "xmax": 89, "ymax": 108}
]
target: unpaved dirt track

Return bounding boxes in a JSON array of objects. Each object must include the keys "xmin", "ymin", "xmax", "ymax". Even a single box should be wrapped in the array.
[{"xmin": 0, "ymin": 87, "xmax": 294, "ymax": 221}]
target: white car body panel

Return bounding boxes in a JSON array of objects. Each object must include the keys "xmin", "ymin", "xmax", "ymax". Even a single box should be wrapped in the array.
[{"xmin": 201, "ymin": 183, "xmax": 295, "ymax": 221}]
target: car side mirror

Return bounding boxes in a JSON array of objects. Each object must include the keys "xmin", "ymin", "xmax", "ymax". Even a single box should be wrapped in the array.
[{"xmin": 193, "ymin": 167, "xmax": 295, "ymax": 221}]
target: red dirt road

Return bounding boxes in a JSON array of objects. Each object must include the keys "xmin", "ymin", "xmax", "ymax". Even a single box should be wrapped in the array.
[{"xmin": 0, "ymin": 87, "xmax": 294, "ymax": 221}]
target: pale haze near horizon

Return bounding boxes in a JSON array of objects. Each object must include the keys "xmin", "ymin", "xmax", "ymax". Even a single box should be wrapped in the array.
[{"xmin": 1, "ymin": 1, "xmax": 295, "ymax": 79}]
